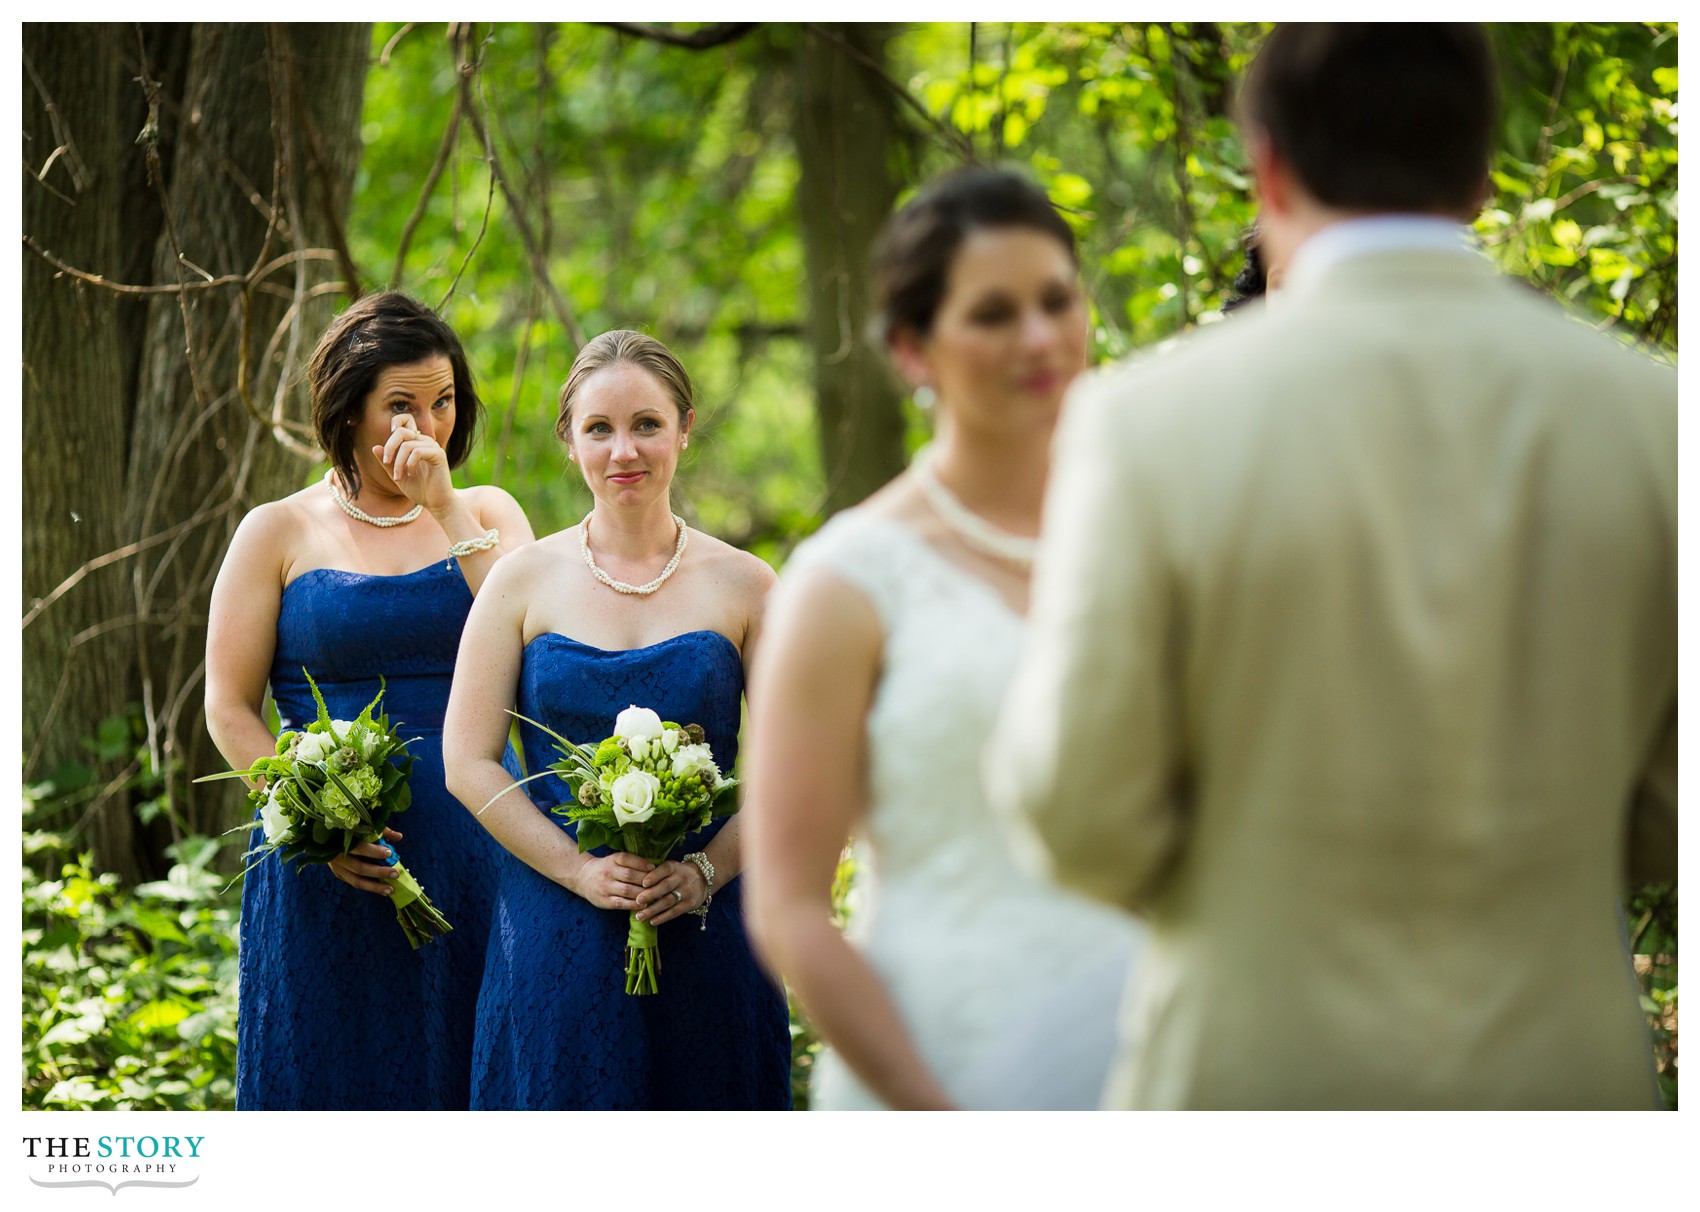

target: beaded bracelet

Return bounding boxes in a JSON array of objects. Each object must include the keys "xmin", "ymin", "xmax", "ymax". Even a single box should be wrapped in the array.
[
  {"xmin": 445, "ymin": 528, "xmax": 500, "ymax": 566},
  {"xmin": 682, "ymin": 851, "xmax": 714, "ymax": 930}
]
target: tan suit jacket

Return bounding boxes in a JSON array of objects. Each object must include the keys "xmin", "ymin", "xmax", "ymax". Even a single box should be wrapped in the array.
[{"xmin": 988, "ymin": 247, "xmax": 1676, "ymax": 1109}]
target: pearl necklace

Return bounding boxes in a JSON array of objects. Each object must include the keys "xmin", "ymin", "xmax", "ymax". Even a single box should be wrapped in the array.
[
  {"xmin": 324, "ymin": 470, "xmax": 423, "ymax": 528},
  {"xmin": 580, "ymin": 511, "xmax": 689, "ymax": 596},
  {"xmin": 912, "ymin": 448, "xmax": 1039, "ymax": 568}
]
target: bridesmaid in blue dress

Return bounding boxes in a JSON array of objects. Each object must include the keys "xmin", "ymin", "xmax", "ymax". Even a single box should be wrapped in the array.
[
  {"xmin": 444, "ymin": 330, "xmax": 791, "ymax": 1109},
  {"xmin": 205, "ymin": 292, "xmax": 534, "ymax": 1109}
]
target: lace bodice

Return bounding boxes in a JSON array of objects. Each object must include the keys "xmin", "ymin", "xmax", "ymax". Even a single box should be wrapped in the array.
[{"xmin": 783, "ymin": 508, "xmax": 1140, "ymax": 1109}]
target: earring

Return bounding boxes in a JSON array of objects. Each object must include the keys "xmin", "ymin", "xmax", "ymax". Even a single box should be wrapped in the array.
[{"xmin": 913, "ymin": 385, "xmax": 937, "ymax": 411}]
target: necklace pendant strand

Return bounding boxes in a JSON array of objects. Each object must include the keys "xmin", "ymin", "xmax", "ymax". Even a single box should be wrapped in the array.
[
  {"xmin": 325, "ymin": 470, "xmax": 424, "ymax": 528},
  {"xmin": 580, "ymin": 511, "xmax": 689, "ymax": 596},
  {"xmin": 912, "ymin": 447, "xmax": 1039, "ymax": 568}
]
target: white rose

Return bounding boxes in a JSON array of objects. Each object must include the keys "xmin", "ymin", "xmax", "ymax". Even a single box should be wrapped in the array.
[
  {"xmin": 609, "ymin": 770, "xmax": 661, "ymax": 825},
  {"xmin": 660, "ymin": 729, "xmax": 681, "ymax": 755},
  {"xmin": 613, "ymin": 705, "xmax": 664, "ymax": 741},
  {"xmin": 671, "ymin": 743, "xmax": 720, "ymax": 782},
  {"xmin": 260, "ymin": 786, "xmax": 294, "ymax": 844},
  {"xmin": 628, "ymin": 735, "xmax": 650, "ymax": 763},
  {"xmin": 293, "ymin": 731, "xmax": 335, "ymax": 764}
]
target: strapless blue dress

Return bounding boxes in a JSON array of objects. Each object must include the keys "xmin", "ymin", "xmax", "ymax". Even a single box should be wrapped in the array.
[
  {"xmin": 471, "ymin": 630, "xmax": 792, "ymax": 1109},
  {"xmin": 236, "ymin": 563, "xmax": 506, "ymax": 1110}
]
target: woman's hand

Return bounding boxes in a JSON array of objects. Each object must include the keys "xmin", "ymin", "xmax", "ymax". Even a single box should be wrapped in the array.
[
  {"xmin": 327, "ymin": 827, "xmax": 404, "ymax": 895},
  {"xmin": 567, "ymin": 852, "xmax": 656, "ymax": 910},
  {"xmin": 377, "ymin": 413, "xmax": 455, "ymax": 514},
  {"xmin": 634, "ymin": 860, "xmax": 708, "ymax": 926}
]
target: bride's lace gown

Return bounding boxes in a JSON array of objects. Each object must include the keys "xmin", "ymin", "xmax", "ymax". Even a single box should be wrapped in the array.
[{"xmin": 784, "ymin": 509, "xmax": 1142, "ymax": 1110}]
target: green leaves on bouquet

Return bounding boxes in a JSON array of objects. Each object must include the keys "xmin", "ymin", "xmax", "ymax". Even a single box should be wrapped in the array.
[
  {"xmin": 195, "ymin": 671, "xmax": 450, "ymax": 949},
  {"xmin": 495, "ymin": 704, "xmax": 741, "ymax": 994}
]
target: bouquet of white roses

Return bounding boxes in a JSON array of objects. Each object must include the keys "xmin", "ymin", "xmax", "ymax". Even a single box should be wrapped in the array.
[
  {"xmin": 196, "ymin": 672, "xmax": 453, "ymax": 949},
  {"xmin": 507, "ymin": 704, "xmax": 738, "ymax": 994}
]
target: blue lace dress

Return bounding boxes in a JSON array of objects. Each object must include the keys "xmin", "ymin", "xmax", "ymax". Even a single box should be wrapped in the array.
[
  {"xmin": 471, "ymin": 630, "xmax": 792, "ymax": 1110},
  {"xmin": 236, "ymin": 563, "xmax": 506, "ymax": 1110}
]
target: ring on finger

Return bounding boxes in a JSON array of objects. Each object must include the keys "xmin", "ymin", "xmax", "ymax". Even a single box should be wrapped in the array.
[{"xmin": 673, "ymin": 889, "xmax": 683, "ymax": 904}]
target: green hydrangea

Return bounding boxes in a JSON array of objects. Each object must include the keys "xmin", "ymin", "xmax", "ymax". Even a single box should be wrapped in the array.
[{"xmin": 321, "ymin": 765, "xmax": 381, "ymax": 824}]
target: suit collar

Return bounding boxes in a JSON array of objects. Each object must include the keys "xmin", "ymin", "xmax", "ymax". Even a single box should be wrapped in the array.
[{"xmin": 1284, "ymin": 215, "xmax": 1482, "ymax": 295}]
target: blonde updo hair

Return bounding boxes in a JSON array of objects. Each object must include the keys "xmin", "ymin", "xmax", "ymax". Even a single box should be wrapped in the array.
[{"xmin": 554, "ymin": 329, "xmax": 694, "ymax": 442}]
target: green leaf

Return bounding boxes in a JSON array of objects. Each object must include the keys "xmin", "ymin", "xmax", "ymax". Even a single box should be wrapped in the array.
[
  {"xmin": 128, "ymin": 905, "xmax": 189, "ymax": 944},
  {"xmin": 41, "ymin": 1012, "xmax": 106, "ymax": 1047},
  {"xmin": 127, "ymin": 1000, "xmax": 192, "ymax": 1032}
]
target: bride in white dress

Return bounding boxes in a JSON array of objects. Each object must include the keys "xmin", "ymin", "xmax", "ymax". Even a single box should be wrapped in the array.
[{"xmin": 744, "ymin": 168, "xmax": 1140, "ymax": 1110}]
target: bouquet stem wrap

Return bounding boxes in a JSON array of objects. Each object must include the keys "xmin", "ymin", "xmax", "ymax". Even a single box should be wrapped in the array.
[
  {"xmin": 381, "ymin": 847, "xmax": 453, "ymax": 951},
  {"xmin": 624, "ymin": 914, "xmax": 661, "ymax": 995}
]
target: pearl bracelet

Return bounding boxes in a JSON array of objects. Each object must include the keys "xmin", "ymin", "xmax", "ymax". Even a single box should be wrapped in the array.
[
  {"xmin": 682, "ymin": 851, "xmax": 714, "ymax": 931},
  {"xmin": 445, "ymin": 528, "xmax": 500, "ymax": 566}
]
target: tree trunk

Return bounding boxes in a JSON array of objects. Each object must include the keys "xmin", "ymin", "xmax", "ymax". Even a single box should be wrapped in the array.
[
  {"xmin": 22, "ymin": 22, "xmax": 372, "ymax": 882},
  {"xmin": 23, "ymin": 27, "xmax": 140, "ymax": 868},
  {"xmin": 793, "ymin": 23, "xmax": 908, "ymax": 516},
  {"xmin": 127, "ymin": 23, "xmax": 373, "ymax": 863}
]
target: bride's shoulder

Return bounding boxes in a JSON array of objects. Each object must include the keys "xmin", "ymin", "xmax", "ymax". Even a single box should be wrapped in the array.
[
  {"xmin": 775, "ymin": 504, "xmax": 928, "ymax": 632},
  {"xmin": 788, "ymin": 494, "xmax": 923, "ymax": 570}
]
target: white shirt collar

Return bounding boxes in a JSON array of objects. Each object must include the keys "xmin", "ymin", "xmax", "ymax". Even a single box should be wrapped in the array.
[{"xmin": 1284, "ymin": 215, "xmax": 1481, "ymax": 292}]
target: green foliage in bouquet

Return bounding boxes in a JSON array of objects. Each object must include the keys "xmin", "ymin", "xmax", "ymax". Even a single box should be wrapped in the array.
[
  {"xmin": 538, "ymin": 724, "xmax": 739, "ymax": 858},
  {"xmin": 194, "ymin": 672, "xmax": 451, "ymax": 949},
  {"xmin": 199, "ymin": 672, "xmax": 414, "ymax": 873},
  {"xmin": 504, "ymin": 705, "xmax": 738, "ymax": 994}
]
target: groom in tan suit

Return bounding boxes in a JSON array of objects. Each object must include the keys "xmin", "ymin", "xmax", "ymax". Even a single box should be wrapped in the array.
[{"xmin": 988, "ymin": 24, "xmax": 1675, "ymax": 1109}]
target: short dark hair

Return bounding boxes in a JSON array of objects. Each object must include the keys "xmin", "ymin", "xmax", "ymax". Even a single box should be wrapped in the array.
[
  {"xmin": 307, "ymin": 291, "xmax": 483, "ymax": 496},
  {"xmin": 555, "ymin": 330, "xmax": 694, "ymax": 442},
  {"xmin": 872, "ymin": 166, "xmax": 1078, "ymax": 344},
  {"xmin": 1237, "ymin": 23, "xmax": 1499, "ymax": 214},
  {"xmin": 1222, "ymin": 226, "xmax": 1267, "ymax": 314}
]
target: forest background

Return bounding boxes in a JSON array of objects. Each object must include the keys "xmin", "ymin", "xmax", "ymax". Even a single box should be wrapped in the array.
[{"xmin": 21, "ymin": 21, "xmax": 1678, "ymax": 1111}]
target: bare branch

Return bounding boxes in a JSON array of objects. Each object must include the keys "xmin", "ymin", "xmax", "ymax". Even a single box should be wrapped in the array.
[
  {"xmin": 22, "ymin": 497, "xmax": 242, "ymax": 632},
  {"xmin": 115, "ymin": 34, "xmax": 280, "ymax": 237},
  {"xmin": 493, "ymin": 286, "xmax": 542, "ymax": 485},
  {"xmin": 803, "ymin": 24, "xmax": 976, "ymax": 161},
  {"xmin": 379, "ymin": 22, "xmax": 419, "ymax": 67},
  {"xmin": 285, "ymin": 36, "xmax": 366, "ymax": 298},
  {"xmin": 439, "ymin": 28, "xmax": 500, "ymax": 311},
  {"xmin": 22, "ymin": 45, "xmax": 91, "ymax": 192},
  {"xmin": 23, "ymin": 236, "xmax": 341, "ymax": 297},
  {"xmin": 391, "ymin": 86, "xmax": 464, "ymax": 286},
  {"xmin": 177, "ymin": 254, "xmax": 218, "ymax": 282},
  {"xmin": 597, "ymin": 22, "xmax": 758, "ymax": 50},
  {"xmin": 134, "ymin": 35, "xmax": 215, "ymax": 415},
  {"xmin": 453, "ymin": 29, "xmax": 588, "ymax": 348},
  {"xmin": 232, "ymin": 27, "xmax": 288, "ymax": 287},
  {"xmin": 22, "ymin": 158, "xmax": 78, "ymax": 207},
  {"xmin": 1479, "ymin": 175, "xmax": 1640, "ymax": 246}
]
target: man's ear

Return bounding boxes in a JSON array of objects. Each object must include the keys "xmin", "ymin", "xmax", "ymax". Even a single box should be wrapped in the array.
[{"xmin": 1247, "ymin": 129, "xmax": 1292, "ymax": 219}]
